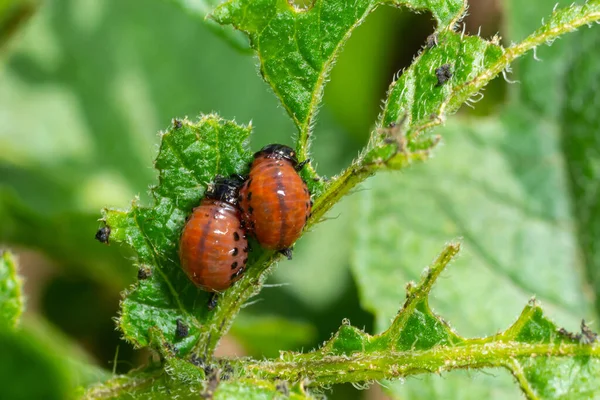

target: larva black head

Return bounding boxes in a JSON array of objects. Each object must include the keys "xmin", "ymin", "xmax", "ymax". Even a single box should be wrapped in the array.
[
  {"xmin": 255, "ymin": 144, "xmax": 298, "ymax": 167},
  {"xmin": 205, "ymin": 174, "xmax": 244, "ymax": 206}
]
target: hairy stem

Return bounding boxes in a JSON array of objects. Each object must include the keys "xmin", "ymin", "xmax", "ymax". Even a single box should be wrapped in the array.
[{"xmin": 239, "ymin": 341, "xmax": 599, "ymax": 385}]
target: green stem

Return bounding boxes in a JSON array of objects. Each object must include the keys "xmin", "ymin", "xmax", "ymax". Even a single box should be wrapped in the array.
[
  {"xmin": 439, "ymin": 1, "xmax": 600, "ymax": 118},
  {"xmin": 240, "ymin": 341, "xmax": 600, "ymax": 385}
]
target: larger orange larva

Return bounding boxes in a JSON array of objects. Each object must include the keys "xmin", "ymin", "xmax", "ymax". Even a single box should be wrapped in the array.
[
  {"xmin": 179, "ymin": 176, "xmax": 248, "ymax": 292},
  {"xmin": 238, "ymin": 144, "xmax": 311, "ymax": 259}
]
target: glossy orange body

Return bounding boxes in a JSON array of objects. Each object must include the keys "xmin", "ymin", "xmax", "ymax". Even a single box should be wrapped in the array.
[
  {"xmin": 239, "ymin": 156, "xmax": 311, "ymax": 250},
  {"xmin": 179, "ymin": 199, "xmax": 248, "ymax": 292}
]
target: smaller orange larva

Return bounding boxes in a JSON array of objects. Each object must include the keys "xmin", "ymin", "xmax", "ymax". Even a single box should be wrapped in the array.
[{"xmin": 179, "ymin": 175, "xmax": 248, "ymax": 293}]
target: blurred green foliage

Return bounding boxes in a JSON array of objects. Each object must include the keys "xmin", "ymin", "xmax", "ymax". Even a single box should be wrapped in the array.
[{"xmin": 2, "ymin": 0, "xmax": 599, "ymax": 398}]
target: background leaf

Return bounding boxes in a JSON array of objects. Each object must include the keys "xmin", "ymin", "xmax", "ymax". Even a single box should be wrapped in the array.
[
  {"xmin": 167, "ymin": 0, "xmax": 250, "ymax": 51},
  {"xmin": 0, "ymin": 0, "xmax": 37, "ymax": 48},
  {"xmin": 560, "ymin": 17, "xmax": 600, "ymax": 315}
]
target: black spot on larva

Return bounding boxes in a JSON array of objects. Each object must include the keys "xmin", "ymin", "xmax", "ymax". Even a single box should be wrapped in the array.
[
  {"xmin": 232, "ymin": 248, "xmax": 239, "ymax": 256},
  {"xmin": 138, "ymin": 267, "xmax": 152, "ymax": 280},
  {"xmin": 435, "ymin": 64, "xmax": 453, "ymax": 86},
  {"xmin": 305, "ymin": 202, "xmax": 310, "ymax": 209},
  {"xmin": 242, "ymin": 258, "xmax": 248, "ymax": 265},
  {"xmin": 231, "ymin": 261, "xmax": 238, "ymax": 270},
  {"xmin": 247, "ymin": 192, "xmax": 252, "ymax": 201},
  {"xmin": 248, "ymin": 206, "xmax": 254, "ymax": 215},
  {"xmin": 95, "ymin": 226, "xmax": 111, "ymax": 244},
  {"xmin": 247, "ymin": 179, "xmax": 252, "ymax": 188},
  {"xmin": 175, "ymin": 319, "xmax": 189, "ymax": 338},
  {"xmin": 243, "ymin": 246, "xmax": 249, "ymax": 253},
  {"xmin": 172, "ymin": 118, "xmax": 183, "ymax": 129},
  {"xmin": 305, "ymin": 215, "xmax": 309, "ymax": 222},
  {"xmin": 233, "ymin": 232, "xmax": 240, "ymax": 241}
]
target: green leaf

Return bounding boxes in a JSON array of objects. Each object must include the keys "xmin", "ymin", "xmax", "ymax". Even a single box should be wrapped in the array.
[
  {"xmin": 211, "ymin": 0, "xmax": 465, "ymax": 167},
  {"xmin": 237, "ymin": 244, "xmax": 600, "ymax": 399},
  {"xmin": 0, "ymin": 251, "xmax": 23, "ymax": 327},
  {"xmin": 103, "ymin": 115, "xmax": 252, "ymax": 355}
]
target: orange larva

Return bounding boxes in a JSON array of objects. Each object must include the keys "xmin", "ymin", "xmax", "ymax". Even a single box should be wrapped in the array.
[
  {"xmin": 179, "ymin": 176, "xmax": 248, "ymax": 292},
  {"xmin": 238, "ymin": 144, "xmax": 311, "ymax": 259}
]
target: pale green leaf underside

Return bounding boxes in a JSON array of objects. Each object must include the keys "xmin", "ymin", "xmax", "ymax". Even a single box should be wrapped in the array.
[{"xmin": 0, "ymin": 251, "xmax": 23, "ymax": 327}]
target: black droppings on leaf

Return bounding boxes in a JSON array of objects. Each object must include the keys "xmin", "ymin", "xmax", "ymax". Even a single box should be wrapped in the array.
[
  {"xmin": 580, "ymin": 320, "xmax": 598, "ymax": 344},
  {"xmin": 276, "ymin": 381, "xmax": 290, "ymax": 396},
  {"xmin": 435, "ymin": 63, "xmax": 453, "ymax": 86},
  {"xmin": 175, "ymin": 319, "xmax": 189, "ymax": 338},
  {"xmin": 137, "ymin": 266, "xmax": 152, "ymax": 280},
  {"xmin": 172, "ymin": 118, "xmax": 183, "ymax": 129},
  {"xmin": 220, "ymin": 362, "xmax": 234, "ymax": 381},
  {"xmin": 190, "ymin": 354, "xmax": 203, "ymax": 366},
  {"xmin": 558, "ymin": 320, "xmax": 598, "ymax": 344},
  {"xmin": 95, "ymin": 226, "xmax": 111, "ymax": 244},
  {"xmin": 426, "ymin": 33, "xmax": 438, "ymax": 48},
  {"xmin": 557, "ymin": 327, "xmax": 576, "ymax": 341}
]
